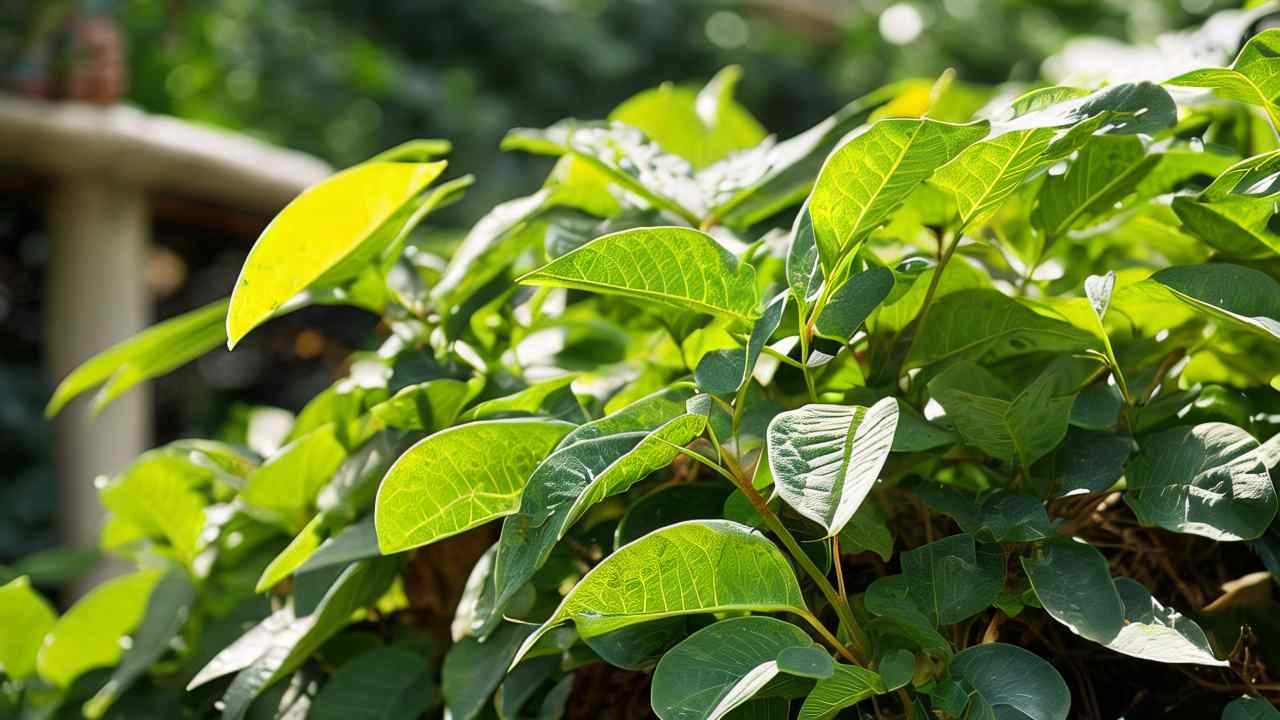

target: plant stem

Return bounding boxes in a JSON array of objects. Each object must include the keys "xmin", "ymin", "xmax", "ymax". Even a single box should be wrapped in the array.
[
  {"xmin": 897, "ymin": 229, "xmax": 957, "ymax": 385},
  {"xmin": 657, "ymin": 440, "xmax": 869, "ymax": 664},
  {"xmin": 797, "ymin": 611, "xmax": 859, "ymax": 664}
]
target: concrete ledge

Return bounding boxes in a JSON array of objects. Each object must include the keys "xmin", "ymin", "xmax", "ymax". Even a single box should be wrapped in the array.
[{"xmin": 0, "ymin": 94, "xmax": 331, "ymax": 211}]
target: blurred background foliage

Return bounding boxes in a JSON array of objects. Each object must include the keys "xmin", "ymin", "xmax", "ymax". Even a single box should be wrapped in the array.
[{"xmin": 0, "ymin": 0, "xmax": 1246, "ymax": 591}]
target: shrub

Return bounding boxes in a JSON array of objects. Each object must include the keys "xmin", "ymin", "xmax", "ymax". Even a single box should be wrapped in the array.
[{"xmin": 8, "ymin": 16, "xmax": 1280, "ymax": 720}]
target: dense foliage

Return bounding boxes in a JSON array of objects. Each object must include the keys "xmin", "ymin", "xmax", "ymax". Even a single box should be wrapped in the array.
[{"xmin": 11, "ymin": 7, "xmax": 1280, "ymax": 720}]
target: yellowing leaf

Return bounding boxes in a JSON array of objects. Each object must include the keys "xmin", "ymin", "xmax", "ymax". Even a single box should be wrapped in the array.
[{"xmin": 227, "ymin": 161, "xmax": 446, "ymax": 347}]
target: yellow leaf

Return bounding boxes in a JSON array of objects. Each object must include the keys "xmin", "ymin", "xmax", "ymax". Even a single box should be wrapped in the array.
[{"xmin": 227, "ymin": 161, "xmax": 446, "ymax": 347}]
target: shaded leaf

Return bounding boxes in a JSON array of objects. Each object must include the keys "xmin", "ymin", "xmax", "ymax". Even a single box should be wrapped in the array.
[
  {"xmin": 929, "ymin": 361, "xmax": 1076, "ymax": 469},
  {"xmin": 1125, "ymin": 423, "xmax": 1276, "ymax": 541},
  {"xmin": 651, "ymin": 616, "xmax": 818, "ymax": 720},
  {"xmin": 308, "ymin": 647, "xmax": 432, "ymax": 720},
  {"xmin": 864, "ymin": 533, "xmax": 1003, "ymax": 626},
  {"xmin": 796, "ymin": 664, "xmax": 886, "ymax": 720},
  {"xmin": 907, "ymin": 289, "xmax": 1095, "ymax": 369},
  {"xmin": 949, "ymin": 643, "xmax": 1070, "ymax": 720},
  {"xmin": 1022, "ymin": 540, "xmax": 1124, "ymax": 644}
]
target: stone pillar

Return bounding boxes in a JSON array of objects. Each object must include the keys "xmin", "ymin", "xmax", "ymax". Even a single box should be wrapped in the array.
[{"xmin": 45, "ymin": 176, "xmax": 151, "ymax": 595}]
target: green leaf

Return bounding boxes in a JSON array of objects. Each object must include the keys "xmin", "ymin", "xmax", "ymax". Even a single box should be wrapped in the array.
[
  {"xmin": 256, "ymin": 516, "xmax": 326, "ymax": 593},
  {"xmin": 615, "ymin": 482, "xmax": 733, "ymax": 548},
  {"xmin": 519, "ymin": 227, "xmax": 761, "ymax": 322},
  {"xmin": 1223, "ymin": 696, "xmax": 1280, "ymax": 720},
  {"xmin": 227, "ymin": 161, "xmax": 446, "ymax": 346},
  {"xmin": 877, "ymin": 649, "xmax": 914, "ymax": 692},
  {"xmin": 696, "ymin": 292, "xmax": 787, "ymax": 394},
  {"xmin": 444, "ymin": 622, "xmax": 535, "ymax": 720},
  {"xmin": 931, "ymin": 127, "xmax": 1056, "ymax": 229},
  {"xmin": 0, "ymin": 576, "xmax": 56, "ymax": 680},
  {"xmin": 1170, "ymin": 152, "xmax": 1280, "ymax": 257},
  {"xmin": 1033, "ymin": 135, "xmax": 1161, "ymax": 240},
  {"xmin": 1022, "ymin": 540, "xmax": 1124, "ymax": 644},
  {"xmin": 193, "ymin": 558, "xmax": 397, "ymax": 705},
  {"xmin": 796, "ymin": 664, "xmax": 886, "ymax": 720},
  {"xmin": 432, "ymin": 188, "xmax": 554, "ymax": 309},
  {"xmin": 767, "ymin": 398, "xmax": 898, "ymax": 537},
  {"xmin": 907, "ymin": 289, "xmax": 1095, "ymax": 369},
  {"xmin": 503, "ymin": 122, "xmax": 704, "ymax": 222},
  {"xmin": 1152, "ymin": 264, "xmax": 1280, "ymax": 342},
  {"xmin": 37, "ymin": 568, "xmax": 162, "ymax": 687},
  {"xmin": 99, "ymin": 451, "xmax": 211, "ymax": 567},
  {"xmin": 865, "ymin": 533, "xmax": 1003, "ymax": 626},
  {"xmin": 807, "ymin": 118, "xmax": 988, "ymax": 270},
  {"xmin": 297, "ymin": 517, "xmax": 380, "ymax": 575},
  {"xmin": 786, "ymin": 204, "xmax": 823, "ymax": 305},
  {"xmin": 1000, "ymin": 81, "xmax": 1176, "ymax": 137},
  {"xmin": 1168, "ymin": 29, "xmax": 1280, "ymax": 131},
  {"xmin": 1105, "ymin": 578, "xmax": 1226, "ymax": 666},
  {"xmin": 814, "ymin": 267, "xmax": 895, "ymax": 342},
  {"xmin": 1034, "ymin": 429, "xmax": 1134, "ymax": 497},
  {"xmin": 650, "ymin": 616, "xmax": 820, "ymax": 720},
  {"xmin": 83, "ymin": 568, "xmax": 196, "ymax": 719},
  {"xmin": 584, "ymin": 618, "xmax": 690, "ymax": 671},
  {"xmin": 46, "ymin": 297, "xmax": 228, "ymax": 416},
  {"xmin": 491, "ymin": 407, "xmax": 709, "ymax": 611},
  {"xmin": 308, "ymin": 647, "xmax": 433, "ymax": 720},
  {"xmin": 928, "ymin": 361, "xmax": 1076, "ymax": 469},
  {"xmin": 513, "ymin": 519, "xmax": 807, "ymax": 664},
  {"xmin": 836, "ymin": 502, "xmax": 894, "ymax": 562},
  {"xmin": 611, "ymin": 66, "xmax": 765, "ymax": 170},
  {"xmin": 949, "ymin": 643, "xmax": 1070, "ymax": 720},
  {"xmin": 242, "ymin": 423, "xmax": 350, "ymax": 520},
  {"xmin": 368, "ymin": 378, "xmax": 476, "ymax": 431},
  {"xmin": 460, "ymin": 375, "xmax": 585, "ymax": 424},
  {"xmin": 1125, "ymin": 423, "xmax": 1277, "ymax": 541},
  {"xmin": 375, "ymin": 419, "xmax": 574, "ymax": 553}
]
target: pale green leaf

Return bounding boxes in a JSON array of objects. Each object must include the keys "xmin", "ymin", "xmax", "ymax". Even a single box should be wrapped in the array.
[
  {"xmin": 228, "ymin": 161, "xmax": 446, "ymax": 346},
  {"xmin": 1106, "ymin": 578, "xmax": 1226, "ymax": 666},
  {"xmin": 242, "ymin": 423, "xmax": 350, "ymax": 520},
  {"xmin": 519, "ymin": 227, "xmax": 761, "ymax": 322},
  {"xmin": 1033, "ymin": 135, "xmax": 1161, "ymax": 239},
  {"xmin": 0, "ymin": 576, "xmax": 56, "ymax": 680},
  {"xmin": 46, "ymin": 298, "xmax": 228, "ymax": 417},
  {"xmin": 610, "ymin": 66, "xmax": 765, "ymax": 170},
  {"xmin": 368, "ymin": 378, "xmax": 476, "ymax": 431},
  {"xmin": 374, "ymin": 419, "xmax": 574, "ymax": 553},
  {"xmin": 37, "ymin": 569, "xmax": 162, "ymax": 687},
  {"xmin": 99, "ymin": 451, "xmax": 211, "ymax": 567},
  {"xmin": 767, "ymin": 398, "xmax": 898, "ymax": 537}
]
